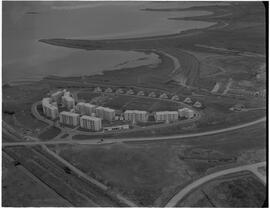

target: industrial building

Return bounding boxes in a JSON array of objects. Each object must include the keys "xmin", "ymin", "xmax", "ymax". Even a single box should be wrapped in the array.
[
  {"xmin": 154, "ymin": 111, "xmax": 178, "ymax": 122},
  {"xmin": 95, "ymin": 106, "xmax": 116, "ymax": 121},
  {"xmin": 80, "ymin": 115, "xmax": 102, "ymax": 131},
  {"xmin": 178, "ymin": 108, "xmax": 195, "ymax": 119},
  {"xmin": 59, "ymin": 111, "xmax": 80, "ymax": 126},
  {"xmin": 124, "ymin": 110, "xmax": 148, "ymax": 122},
  {"xmin": 76, "ymin": 102, "xmax": 96, "ymax": 115}
]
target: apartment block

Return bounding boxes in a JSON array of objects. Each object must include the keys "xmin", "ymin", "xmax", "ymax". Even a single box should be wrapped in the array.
[
  {"xmin": 80, "ymin": 115, "xmax": 102, "ymax": 131},
  {"xmin": 95, "ymin": 106, "xmax": 116, "ymax": 121},
  {"xmin": 76, "ymin": 102, "xmax": 96, "ymax": 115},
  {"xmin": 124, "ymin": 110, "xmax": 148, "ymax": 122},
  {"xmin": 154, "ymin": 111, "xmax": 178, "ymax": 122},
  {"xmin": 59, "ymin": 111, "xmax": 80, "ymax": 126}
]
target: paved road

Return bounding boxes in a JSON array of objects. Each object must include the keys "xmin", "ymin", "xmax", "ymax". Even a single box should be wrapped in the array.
[
  {"xmin": 3, "ymin": 116, "xmax": 266, "ymax": 147},
  {"xmin": 165, "ymin": 161, "xmax": 266, "ymax": 207}
]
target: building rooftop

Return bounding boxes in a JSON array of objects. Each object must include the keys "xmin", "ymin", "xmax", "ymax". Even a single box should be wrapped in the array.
[
  {"xmin": 96, "ymin": 106, "xmax": 115, "ymax": 112},
  {"xmin": 124, "ymin": 110, "xmax": 148, "ymax": 114},
  {"xmin": 60, "ymin": 111, "xmax": 80, "ymax": 116},
  {"xmin": 155, "ymin": 111, "xmax": 178, "ymax": 115},
  {"xmin": 80, "ymin": 115, "xmax": 101, "ymax": 121}
]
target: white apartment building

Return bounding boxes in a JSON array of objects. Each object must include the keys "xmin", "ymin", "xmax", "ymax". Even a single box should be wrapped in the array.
[
  {"xmin": 171, "ymin": 95, "xmax": 179, "ymax": 101},
  {"xmin": 59, "ymin": 111, "xmax": 80, "ymax": 126},
  {"xmin": 42, "ymin": 98, "xmax": 59, "ymax": 119},
  {"xmin": 62, "ymin": 95, "xmax": 75, "ymax": 110},
  {"xmin": 76, "ymin": 102, "xmax": 96, "ymax": 115},
  {"xmin": 124, "ymin": 110, "xmax": 148, "ymax": 122},
  {"xmin": 51, "ymin": 90, "xmax": 64, "ymax": 103},
  {"xmin": 80, "ymin": 115, "xmax": 102, "ymax": 131},
  {"xmin": 95, "ymin": 106, "xmax": 116, "ymax": 121},
  {"xmin": 178, "ymin": 108, "xmax": 195, "ymax": 119},
  {"xmin": 154, "ymin": 111, "xmax": 178, "ymax": 122}
]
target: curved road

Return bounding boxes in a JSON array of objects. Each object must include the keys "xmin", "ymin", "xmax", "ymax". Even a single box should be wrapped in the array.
[
  {"xmin": 165, "ymin": 161, "xmax": 266, "ymax": 207},
  {"xmin": 3, "ymin": 116, "xmax": 266, "ymax": 147}
]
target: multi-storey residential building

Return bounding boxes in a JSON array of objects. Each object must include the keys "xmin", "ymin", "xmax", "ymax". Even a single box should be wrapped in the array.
[
  {"xmin": 43, "ymin": 104, "xmax": 59, "ymax": 119},
  {"xmin": 193, "ymin": 101, "xmax": 202, "ymax": 108},
  {"xmin": 59, "ymin": 111, "xmax": 80, "ymax": 126},
  {"xmin": 124, "ymin": 110, "xmax": 148, "ymax": 122},
  {"xmin": 62, "ymin": 95, "xmax": 75, "ymax": 110},
  {"xmin": 115, "ymin": 88, "xmax": 124, "ymax": 94},
  {"xmin": 79, "ymin": 115, "xmax": 102, "ymax": 131},
  {"xmin": 76, "ymin": 102, "xmax": 96, "ymax": 115},
  {"xmin": 51, "ymin": 90, "xmax": 64, "ymax": 103},
  {"xmin": 178, "ymin": 108, "xmax": 195, "ymax": 119},
  {"xmin": 95, "ymin": 106, "xmax": 116, "ymax": 121},
  {"xmin": 42, "ymin": 97, "xmax": 59, "ymax": 119},
  {"xmin": 154, "ymin": 111, "xmax": 178, "ymax": 122}
]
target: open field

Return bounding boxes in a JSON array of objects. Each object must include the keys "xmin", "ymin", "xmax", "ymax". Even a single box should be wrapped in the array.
[
  {"xmin": 3, "ymin": 145, "xmax": 122, "ymax": 207},
  {"xmin": 78, "ymin": 92, "xmax": 184, "ymax": 112},
  {"xmin": 38, "ymin": 127, "xmax": 61, "ymax": 141},
  {"xmin": 178, "ymin": 171, "xmax": 266, "ymax": 207},
  {"xmin": 2, "ymin": 153, "xmax": 70, "ymax": 207},
  {"xmin": 55, "ymin": 121, "xmax": 266, "ymax": 206}
]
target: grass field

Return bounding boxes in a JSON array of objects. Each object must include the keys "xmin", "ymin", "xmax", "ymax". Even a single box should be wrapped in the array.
[
  {"xmin": 179, "ymin": 171, "xmax": 266, "ymax": 207},
  {"xmin": 55, "ymin": 122, "xmax": 265, "ymax": 206},
  {"xmin": 2, "ymin": 154, "xmax": 70, "ymax": 207},
  {"xmin": 38, "ymin": 127, "xmax": 61, "ymax": 141},
  {"xmin": 77, "ymin": 92, "xmax": 184, "ymax": 112}
]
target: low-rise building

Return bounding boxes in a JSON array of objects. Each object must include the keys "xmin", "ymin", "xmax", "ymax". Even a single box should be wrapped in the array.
[
  {"xmin": 115, "ymin": 88, "xmax": 124, "ymax": 94},
  {"xmin": 126, "ymin": 89, "xmax": 134, "ymax": 95},
  {"xmin": 178, "ymin": 108, "xmax": 195, "ymax": 119},
  {"xmin": 154, "ymin": 111, "xmax": 178, "ymax": 122},
  {"xmin": 95, "ymin": 106, "xmax": 116, "ymax": 121},
  {"xmin": 124, "ymin": 110, "xmax": 148, "ymax": 122},
  {"xmin": 148, "ymin": 92, "xmax": 156, "ymax": 98},
  {"xmin": 137, "ymin": 91, "xmax": 145, "ymax": 96},
  {"xmin": 103, "ymin": 124, "xmax": 129, "ymax": 131},
  {"xmin": 193, "ymin": 101, "xmax": 202, "ymax": 108},
  {"xmin": 159, "ymin": 93, "xmax": 169, "ymax": 99},
  {"xmin": 94, "ymin": 87, "xmax": 102, "ymax": 93},
  {"xmin": 59, "ymin": 111, "xmax": 80, "ymax": 126},
  {"xmin": 105, "ymin": 88, "xmax": 113, "ymax": 93},
  {"xmin": 80, "ymin": 115, "xmax": 102, "ymax": 131},
  {"xmin": 76, "ymin": 102, "xmax": 96, "ymax": 115},
  {"xmin": 184, "ymin": 97, "xmax": 193, "ymax": 104},
  {"xmin": 171, "ymin": 95, "xmax": 179, "ymax": 101}
]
